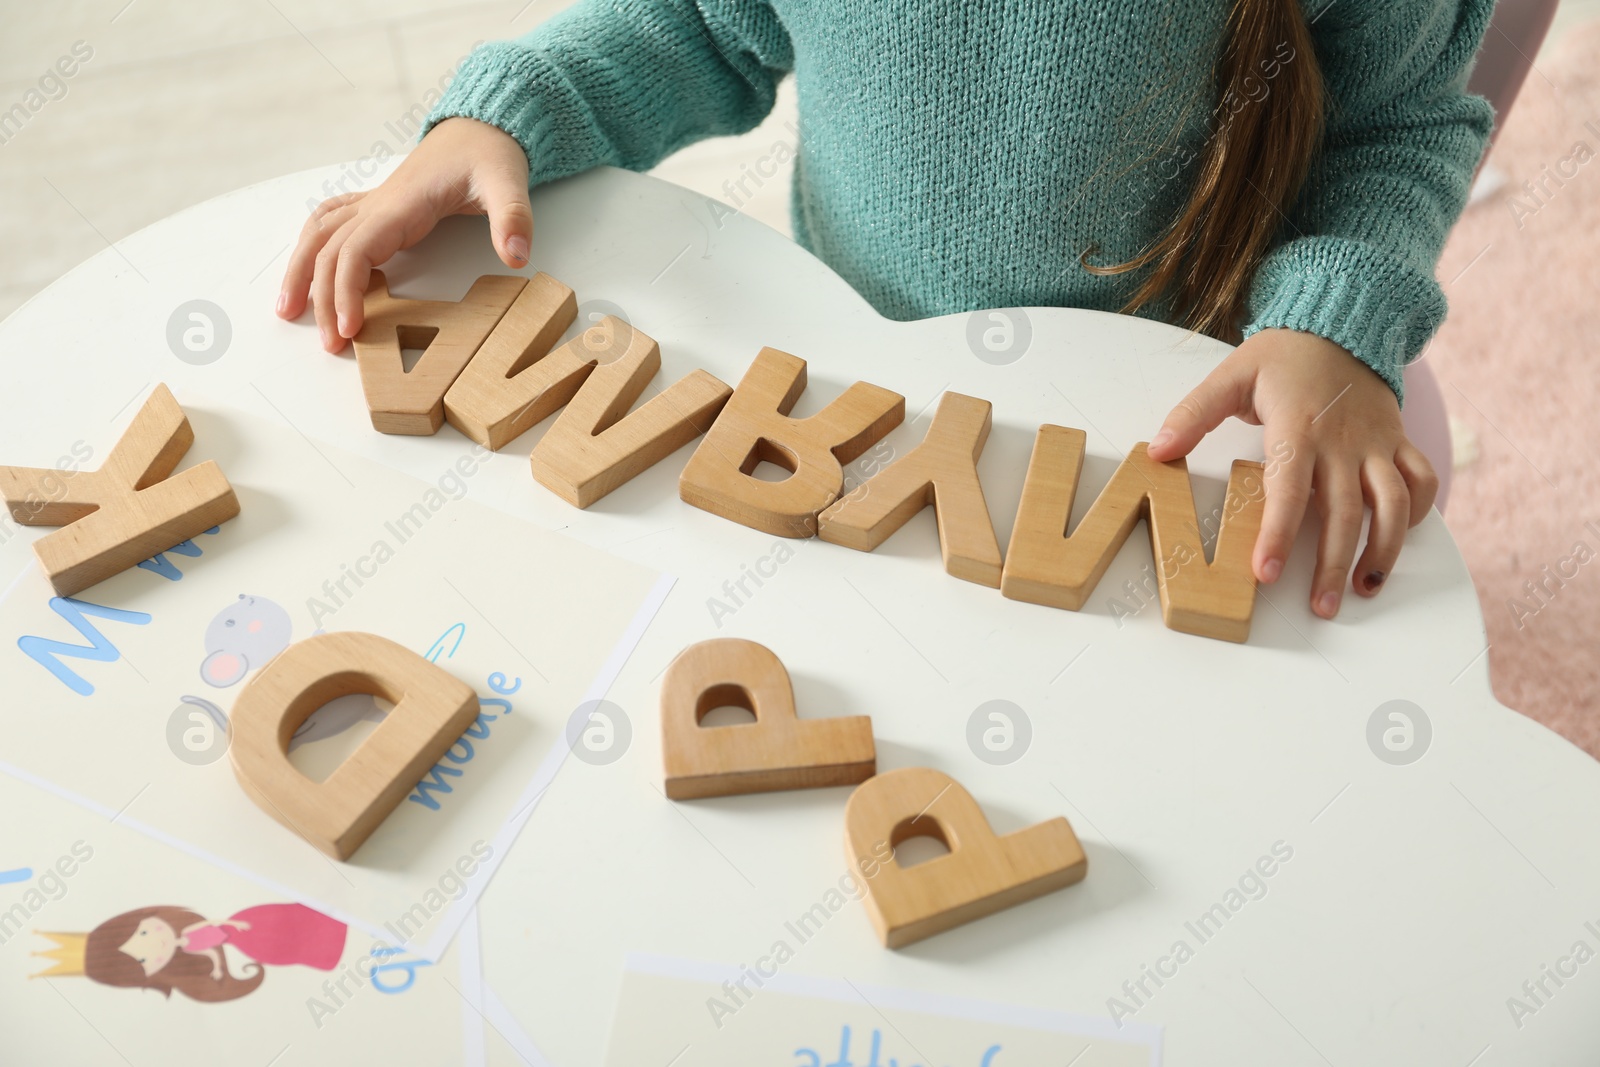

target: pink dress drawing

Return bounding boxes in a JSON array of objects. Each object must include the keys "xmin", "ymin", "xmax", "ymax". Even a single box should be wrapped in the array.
[{"xmin": 183, "ymin": 903, "xmax": 346, "ymax": 971}]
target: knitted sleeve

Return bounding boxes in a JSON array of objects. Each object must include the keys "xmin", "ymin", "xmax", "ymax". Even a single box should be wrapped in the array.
[
  {"xmin": 422, "ymin": 0, "xmax": 793, "ymax": 186},
  {"xmin": 1242, "ymin": 0, "xmax": 1496, "ymax": 403}
]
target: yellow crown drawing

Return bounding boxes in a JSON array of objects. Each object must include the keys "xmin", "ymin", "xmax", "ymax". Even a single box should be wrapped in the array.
[{"xmin": 31, "ymin": 931, "xmax": 86, "ymax": 978}]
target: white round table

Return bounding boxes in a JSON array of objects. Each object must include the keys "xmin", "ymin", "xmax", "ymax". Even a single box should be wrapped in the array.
[{"xmin": 2, "ymin": 163, "xmax": 1593, "ymax": 1066}]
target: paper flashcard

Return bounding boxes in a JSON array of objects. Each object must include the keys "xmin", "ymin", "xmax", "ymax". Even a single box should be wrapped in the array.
[
  {"xmin": 0, "ymin": 400, "xmax": 667, "ymax": 959},
  {"xmin": 0, "ymin": 771, "xmax": 478, "ymax": 1066},
  {"xmin": 602, "ymin": 954, "xmax": 1162, "ymax": 1066}
]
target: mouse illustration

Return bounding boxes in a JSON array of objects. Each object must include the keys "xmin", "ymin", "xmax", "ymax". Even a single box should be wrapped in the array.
[
  {"xmin": 180, "ymin": 595, "xmax": 387, "ymax": 758},
  {"xmin": 199, "ymin": 595, "xmax": 293, "ymax": 689}
]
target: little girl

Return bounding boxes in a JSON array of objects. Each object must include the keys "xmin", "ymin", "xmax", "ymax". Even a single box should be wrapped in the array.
[
  {"xmin": 81, "ymin": 903, "xmax": 346, "ymax": 1002},
  {"xmin": 278, "ymin": 0, "xmax": 1492, "ymax": 620}
]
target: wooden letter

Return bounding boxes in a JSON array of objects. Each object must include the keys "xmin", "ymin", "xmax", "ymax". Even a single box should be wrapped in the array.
[
  {"xmin": 844, "ymin": 767, "xmax": 1086, "ymax": 948},
  {"xmin": 353, "ymin": 272, "xmax": 527, "ymax": 436},
  {"xmin": 679, "ymin": 348, "xmax": 904, "ymax": 537},
  {"xmin": 529, "ymin": 333, "xmax": 732, "ymax": 508},
  {"xmin": 661, "ymin": 638, "xmax": 875, "ymax": 799},
  {"xmin": 229, "ymin": 632, "xmax": 479, "ymax": 861},
  {"xmin": 1000, "ymin": 428, "xmax": 1264, "ymax": 642},
  {"xmin": 816, "ymin": 391, "xmax": 1002, "ymax": 586},
  {"xmin": 442, "ymin": 273, "xmax": 579, "ymax": 449},
  {"xmin": 0, "ymin": 383, "xmax": 239, "ymax": 596}
]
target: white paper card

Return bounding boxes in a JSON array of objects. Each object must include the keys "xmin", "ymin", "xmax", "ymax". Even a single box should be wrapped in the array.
[
  {"xmin": 0, "ymin": 401, "xmax": 666, "ymax": 958},
  {"xmin": 603, "ymin": 953, "xmax": 1162, "ymax": 1066}
]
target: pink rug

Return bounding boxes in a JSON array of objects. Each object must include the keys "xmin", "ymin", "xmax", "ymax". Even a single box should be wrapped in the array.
[{"xmin": 1428, "ymin": 20, "xmax": 1600, "ymax": 757}]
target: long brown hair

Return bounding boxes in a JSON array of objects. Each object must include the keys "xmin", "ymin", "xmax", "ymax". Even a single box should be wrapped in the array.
[
  {"xmin": 1088, "ymin": 0, "xmax": 1326, "ymax": 338},
  {"xmin": 85, "ymin": 906, "xmax": 265, "ymax": 1003}
]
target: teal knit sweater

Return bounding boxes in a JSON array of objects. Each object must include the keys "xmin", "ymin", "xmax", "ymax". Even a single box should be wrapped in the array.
[{"xmin": 425, "ymin": 0, "xmax": 1494, "ymax": 402}]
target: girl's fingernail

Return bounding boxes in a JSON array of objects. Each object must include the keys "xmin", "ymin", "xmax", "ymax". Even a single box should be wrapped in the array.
[
  {"xmin": 507, "ymin": 235, "xmax": 529, "ymax": 263},
  {"xmin": 1150, "ymin": 429, "xmax": 1173, "ymax": 450},
  {"xmin": 319, "ymin": 328, "xmax": 330, "ymax": 350},
  {"xmin": 337, "ymin": 313, "xmax": 352, "ymax": 338},
  {"xmin": 1363, "ymin": 570, "xmax": 1385, "ymax": 592},
  {"xmin": 276, "ymin": 290, "xmax": 289, "ymax": 315},
  {"xmin": 1317, "ymin": 591, "xmax": 1340, "ymax": 617},
  {"xmin": 1261, "ymin": 558, "xmax": 1282, "ymax": 583}
]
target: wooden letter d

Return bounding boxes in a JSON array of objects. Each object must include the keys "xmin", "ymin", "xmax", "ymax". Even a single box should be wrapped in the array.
[{"xmin": 229, "ymin": 632, "xmax": 479, "ymax": 861}]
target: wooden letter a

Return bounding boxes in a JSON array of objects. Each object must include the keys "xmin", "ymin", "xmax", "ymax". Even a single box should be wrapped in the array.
[{"xmin": 353, "ymin": 271, "xmax": 527, "ymax": 435}]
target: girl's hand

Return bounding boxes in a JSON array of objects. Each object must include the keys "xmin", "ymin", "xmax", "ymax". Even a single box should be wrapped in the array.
[
  {"xmin": 1146, "ymin": 328, "xmax": 1438, "ymax": 619},
  {"xmin": 277, "ymin": 117, "xmax": 534, "ymax": 354}
]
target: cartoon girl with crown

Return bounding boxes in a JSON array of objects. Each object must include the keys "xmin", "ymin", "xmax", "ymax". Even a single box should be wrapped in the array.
[{"xmin": 34, "ymin": 902, "xmax": 346, "ymax": 1003}]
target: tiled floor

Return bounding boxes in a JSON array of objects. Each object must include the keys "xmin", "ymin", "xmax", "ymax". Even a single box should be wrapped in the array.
[{"xmin": 0, "ymin": 0, "xmax": 1594, "ymax": 319}]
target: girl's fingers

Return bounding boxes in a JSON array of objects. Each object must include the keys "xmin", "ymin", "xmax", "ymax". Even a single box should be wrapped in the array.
[
  {"xmin": 311, "ymin": 215, "xmax": 361, "ymax": 354},
  {"xmin": 1148, "ymin": 359, "xmax": 1251, "ymax": 462},
  {"xmin": 1394, "ymin": 440, "xmax": 1440, "ymax": 526},
  {"xmin": 1310, "ymin": 460, "xmax": 1364, "ymax": 618},
  {"xmin": 312, "ymin": 191, "xmax": 367, "ymax": 217},
  {"xmin": 474, "ymin": 163, "xmax": 535, "ymax": 266},
  {"xmin": 1253, "ymin": 426, "xmax": 1312, "ymax": 584},
  {"xmin": 332, "ymin": 211, "xmax": 417, "ymax": 341},
  {"xmin": 1353, "ymin": 456, "xmax": 1410, "ymax": 596},
  {"xmin": 280, "ymin": 200, "xmax": 361, "ymax": 320}
]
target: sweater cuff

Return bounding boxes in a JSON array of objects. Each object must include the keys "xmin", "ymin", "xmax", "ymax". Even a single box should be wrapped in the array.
[
  {"xmin": 1243, "ymin": 237, "xmax": 1449, "ymax": 406},
  {"xmin": 424, "ymin": 42, "xmax": 618, "ymax": 187}
]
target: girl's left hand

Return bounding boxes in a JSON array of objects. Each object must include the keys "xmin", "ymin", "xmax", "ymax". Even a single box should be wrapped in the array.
[{"xmin": 1146, "ymin": 328, "xmax": 1439, "ymax": 619}]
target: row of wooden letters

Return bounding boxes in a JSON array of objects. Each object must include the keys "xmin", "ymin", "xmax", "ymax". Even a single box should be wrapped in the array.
[
  {"xmin": 0, "ymin": 270, "xmax": 1266, "ymax": 641},
  {"xmin": 359, "ymin": 272, "xmax": 1267, "ymax": 643}
]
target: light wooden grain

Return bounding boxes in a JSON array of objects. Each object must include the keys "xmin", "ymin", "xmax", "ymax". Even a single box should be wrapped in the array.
[
  {"xmin": 0, "ymin": 383, "xmax": 238, "ymax": 596},
  {"xmin": 442, "ymin": 272, "xmax": 579, "ymax": 450},
  {"xmin": 528, "ymin": 327, "xmax": 732, "ymax": 508},
  {"xmin": 1000, "ymin": 428, "xmax": 1265, "ymax": 642},
  {"xmin": 816, "ymin": 390, "xmax": 1002, "ymax": 586},
  {"xmin": 844, "ymin": 766, "xmax": 1086, "ymax": 948},
  {"xmin": 679, "ymin": 348, "xmax": 904, "ymax": 538},
  {"xmin": 661, "ymin": 637, "xmax": 875, "ymax": 800},
  {"xmin": 354, "ymin": 271, "xmax": 526, "ymax": 436},
  {"xmin": 228, "ymin": 631, "xmax": 480, "ymax": 861}
]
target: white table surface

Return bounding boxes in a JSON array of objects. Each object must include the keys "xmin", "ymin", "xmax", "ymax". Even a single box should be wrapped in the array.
[{"xmin": 2, "ymin": 161, "xmax": 1595, "ymax": 1066}]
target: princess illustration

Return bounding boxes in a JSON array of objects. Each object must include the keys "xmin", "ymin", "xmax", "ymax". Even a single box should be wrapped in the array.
[{"xmin": 33, "ymin": 902, "xmax": 346, "ymax": 1003}]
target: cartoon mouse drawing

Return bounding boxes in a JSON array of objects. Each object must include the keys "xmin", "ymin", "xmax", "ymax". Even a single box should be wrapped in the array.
[
  {"xmin": 182, "ymin": 595, "xmax": 383, "ymax": 753},
  {"xmin": 199, "ymin": 594, "xmax": 293, "ymax": 688}
]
